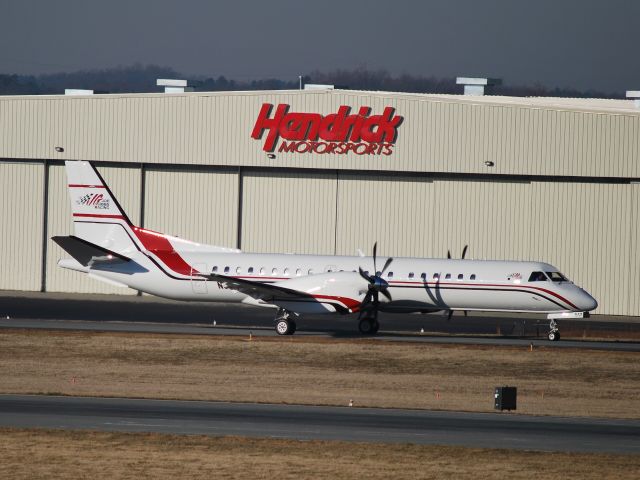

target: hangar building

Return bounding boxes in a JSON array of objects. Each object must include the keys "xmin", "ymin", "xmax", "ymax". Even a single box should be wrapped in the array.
[{"xmin": 0, "ymin": 87, "xmax": 639, "ymax": 316}]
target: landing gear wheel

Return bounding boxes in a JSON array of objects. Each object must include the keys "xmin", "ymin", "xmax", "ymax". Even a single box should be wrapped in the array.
[
  {"xmin": 276, "ymin": 319, "xmax": 295, "ymax": 336},
  {"xmin": 358, "ymin": 318, "xmax": 377, "ymax": 335},
  {"xmin": 548, "ymin": 319, "xmax": 560, "ymax": 341},
  {"xmin": 548, "ymin": 330, "xmax": 560, "ymax": 341}
]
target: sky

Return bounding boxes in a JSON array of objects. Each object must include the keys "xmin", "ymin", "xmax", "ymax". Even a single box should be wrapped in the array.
[{"xmin": 1, "ymin": 0, "xmax": 638, "ymax": 93}]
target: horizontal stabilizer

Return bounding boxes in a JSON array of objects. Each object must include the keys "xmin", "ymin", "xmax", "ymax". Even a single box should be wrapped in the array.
[{"xmin": 52, "ymin": 235, "xmax": 131, "ymax": 267}]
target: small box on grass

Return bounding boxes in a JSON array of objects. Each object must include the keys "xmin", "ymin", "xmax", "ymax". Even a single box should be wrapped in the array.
[{"xmin": 494, "ymin": 386, "xmax": 517, "ymax": 411}]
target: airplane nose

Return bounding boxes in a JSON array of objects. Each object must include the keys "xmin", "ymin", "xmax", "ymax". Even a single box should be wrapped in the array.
[{"xmin": 579, "ymin": 291, "xmax": 598, "ymax": 312}]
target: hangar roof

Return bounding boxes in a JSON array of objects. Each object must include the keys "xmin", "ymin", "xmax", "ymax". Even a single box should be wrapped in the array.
[{"xmin": 2, "ymin": 89, "xmax": 638, "ymax": 115}]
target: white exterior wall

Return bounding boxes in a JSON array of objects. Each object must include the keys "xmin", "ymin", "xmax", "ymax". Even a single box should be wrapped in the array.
[
  {"xmin": 0, "ymin": 162, "xmax": 43, "ymax": 291},
  {"xmin": 143, "ymin": 167, "xmax": 239, "ymax": 247},
  {"xmin": 529, "ymin": 182, "xmax": 637, "ymax": 316},
  {"xmin": 241, "ymin": 171, "xmax": 337, "ymax": 255},
  {"xmin": 335, "ymin": 174, "xmax": 436, "ymax": 258}
]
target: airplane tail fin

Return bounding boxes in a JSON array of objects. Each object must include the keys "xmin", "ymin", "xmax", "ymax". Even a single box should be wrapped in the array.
[
  {"xmin": 64, "ymin": 161, "xmax": 137, "ymax": 255},
  {"xmin": 62, "ymin": 160, "xmax": 240, "ymax": 279}
]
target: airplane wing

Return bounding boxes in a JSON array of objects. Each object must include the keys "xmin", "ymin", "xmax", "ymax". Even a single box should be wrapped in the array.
[
  {"xmin": 199, "ymin": 272, "xmax": 364, "ymax": 314},
  {"xmin": 199, "ymin": 273, "xmax": 314, "ymax": 302},
  {"xmin": 52, "ymin": 235, "xmax": 131, "ymax": 267}
]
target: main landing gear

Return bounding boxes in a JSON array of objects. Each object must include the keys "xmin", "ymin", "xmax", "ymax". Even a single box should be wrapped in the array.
[
  {"xmin": 358, "ymin": 317, "xmax": 380, "ymax": 335},
  {"xmin": 547, "ymin": 319, "xmax": 560, "ymax": 341},
  {"xmin": 274, "ymin": 308, "xmax": 297, "ymax": 336}
]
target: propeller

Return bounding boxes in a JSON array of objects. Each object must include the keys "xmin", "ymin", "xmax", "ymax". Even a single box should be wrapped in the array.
[
  {"xmin": 358, "ymin": 242, "xmax": 393, "ymax": 315},
  {"xmin": 447, "ymin": 244, "xmax": 468, "ymax": 260},
  {"xmin": 445, "ymin": 244, "xmax": 469, "ymax": 320}
]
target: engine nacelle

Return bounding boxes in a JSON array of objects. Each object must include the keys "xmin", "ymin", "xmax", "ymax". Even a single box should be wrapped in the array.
[{"xmin": 272, "ymin": 271, "xmax": 368, "ymax": 314}]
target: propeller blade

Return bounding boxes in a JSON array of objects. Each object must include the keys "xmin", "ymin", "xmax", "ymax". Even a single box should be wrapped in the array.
[
  {"xmin": 381, "ymin": 288, "xmax": 392, "ymax": 302},
  {"xmin": 447, "ymin": 250, "xmax": 451, "ymax": 259},
  {"xmin": 461, "ymin": 245, "xmax": 468, "ymax": 259},
  {"xmin": 372, "ymin": 242, "xmax": 377, "ymax": 273},
  {"xmin": 361, "ymin": 290, "xmax": 373, "ymax": 307},
  {"xmin": 381, "ymin": 257, "xmax": 393, "ymax": 275},
  {"xmin": 358, "ymin": 267, "xmax": 372, "ymax": 283}
]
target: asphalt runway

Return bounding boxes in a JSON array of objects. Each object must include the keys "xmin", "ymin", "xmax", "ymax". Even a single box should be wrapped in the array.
[
  {"xmin": 1, "ymin": 395, "xmax": 638, "ymax": 454},
  {"xmin": 2, "ymin": 317, "xmax": 640, "ymax": 352},
  {"xmin": 1, "ymin": 291, "xmax": 639, "ymax": 351}
]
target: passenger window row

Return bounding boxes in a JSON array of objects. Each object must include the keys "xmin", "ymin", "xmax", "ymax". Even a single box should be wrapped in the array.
[{"xmin": 211, "ymin": 266, "xmax": 477, "ymax": 281}]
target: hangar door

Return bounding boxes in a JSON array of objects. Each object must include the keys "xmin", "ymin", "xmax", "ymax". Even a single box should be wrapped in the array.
[
  {"xmin": 335, "ymin": 174, "xmax": 436, "ymax": 258},
  {"xmin": 241, "ymin": 170, "xmax": 337, "ymax": 255},
  {"xmin": 144, "ymin": 167, "xmax": 239, "ymax": 249},
  {"xmin": 0, "ymin": 162, "xmax": 44, "ymax": 291},
  {"xmin": 529, "ymin": 182, "xmax": 637, "ymax": 316},
  {"xmin": 430, "ymin": 180, "xmax": 533, "ymax": 262}
]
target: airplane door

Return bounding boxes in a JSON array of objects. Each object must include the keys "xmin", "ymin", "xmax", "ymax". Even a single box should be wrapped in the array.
[{"xmin": 191, "ymin": 264, "xmax": 208, "ymax": 294}]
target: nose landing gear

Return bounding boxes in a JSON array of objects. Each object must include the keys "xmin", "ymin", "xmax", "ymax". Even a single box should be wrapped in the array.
[{"xmin": 547, "ymin": 319, "xmax": 560, "ymax": 341}]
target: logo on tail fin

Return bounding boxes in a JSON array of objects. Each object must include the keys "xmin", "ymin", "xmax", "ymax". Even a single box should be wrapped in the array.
[{"xmin": 76, "ymin": 193, "xmax": 110, "ymax": 210}]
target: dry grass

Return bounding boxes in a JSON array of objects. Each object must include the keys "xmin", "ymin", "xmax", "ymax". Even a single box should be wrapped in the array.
[
  {"xmin": 1, "ymin": 428, "xmax": 638, "ymax": 480},
  {"xmin": 0, "ymin": 330, "xmax": 638, "ymax": 418}
]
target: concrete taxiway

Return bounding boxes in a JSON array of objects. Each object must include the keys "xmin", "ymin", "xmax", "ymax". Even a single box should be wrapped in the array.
[{"xmin": 0, "ymin": 395, "xmax": 638, "ymax": 453}]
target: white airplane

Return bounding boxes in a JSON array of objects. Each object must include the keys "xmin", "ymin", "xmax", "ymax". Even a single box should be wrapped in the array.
[{"xmin": 53, "ymin": 161, "xmax": 597, "ymax": 341}]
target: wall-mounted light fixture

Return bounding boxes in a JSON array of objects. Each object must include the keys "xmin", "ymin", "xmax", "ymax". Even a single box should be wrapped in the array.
[
  {"xmin": 54, "ymin": 147, "xmax": 64, "ymax": 153},
  {"xmin": 267, "ymin": 153, "xmax": 276, "ymax": 159},
  {"xmin": 484, "ymin": 161, "xmax": 495, "ymax": 167}
]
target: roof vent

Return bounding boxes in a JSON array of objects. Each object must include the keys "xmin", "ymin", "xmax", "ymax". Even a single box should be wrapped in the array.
[
  {"xmin": 304, "ymin": 84, "xmax": 335, "ymax": 90},
  {"xmin": 157, "ymin": 79, "xmax": 194, "ymax": 93},
  {"xmin": 65, "ymin": 89, "xmax": 95, "ymax": 96},
  {"xmin": 456, "ymin": 77, "xmax": 501, "ymax": 96},
  {"xmin": 626, "ymin": 91, "xmax": 640, "ymax": 109}
]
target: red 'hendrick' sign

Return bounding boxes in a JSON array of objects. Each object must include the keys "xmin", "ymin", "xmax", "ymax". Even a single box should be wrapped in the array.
[{"xmin": 251, "ymin": 103, "xmax": 403, "ymax": 156}]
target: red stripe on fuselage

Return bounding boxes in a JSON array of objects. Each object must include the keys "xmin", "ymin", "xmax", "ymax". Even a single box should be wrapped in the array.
[
  {"xmin": 312, "ymin": 294, "xmax": 361, "ymax": 311},
  {"xmin": 130, "ymin": 227, "xmax": 199, "ymax": 276}
]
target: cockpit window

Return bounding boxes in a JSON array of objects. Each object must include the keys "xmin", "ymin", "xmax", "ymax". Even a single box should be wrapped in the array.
[
  {"xmin": 546, "ymin": 271, "xmax": 569, "ymax": 282},
  {"xmin": 528, "ymin": 271, "xmax": 548, "ymax": 282}
]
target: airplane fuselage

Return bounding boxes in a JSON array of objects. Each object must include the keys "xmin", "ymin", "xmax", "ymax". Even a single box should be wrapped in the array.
[{"xmin": 67, "ymin": 245, "xmax": 597, "ymax": 315}]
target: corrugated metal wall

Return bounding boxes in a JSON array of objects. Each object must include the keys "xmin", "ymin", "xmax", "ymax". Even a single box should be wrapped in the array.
[
  {"xmin": 1, "ymin": 91, "xmax": 638, "ymax": 177},
  {"xmin": 629, "ymin": 185, "xmax": 640, "ymax": 316},
  {"xmin": 431, "ymin": 180, "xmax": 533, "ymax": 261},
  {"xmin": 143, "ymin": 167, "xmax": 239, "ymax": 247},
  {"xmin": 0, "ymin": 162, "xmax": 44, "ymax": 291},
  {"xmin": 529, "ymin": 182, "xmax": 636, "ymax": 316},
  {"xmin": 335, "ymin": 174, "xmax": 435, "ymax": 258},
  {"xmin": 45, "ymin": 164, "xmax": 141, "ymax": 294},
  {"xmin": 241, "ymin": 170, "xmax": 337, "ymax": 254}
]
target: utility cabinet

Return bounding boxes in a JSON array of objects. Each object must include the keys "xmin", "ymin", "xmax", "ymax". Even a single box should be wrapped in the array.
[{"xmin": 494, "ymin": 386, "xmax": 517, "ymax": 411}]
